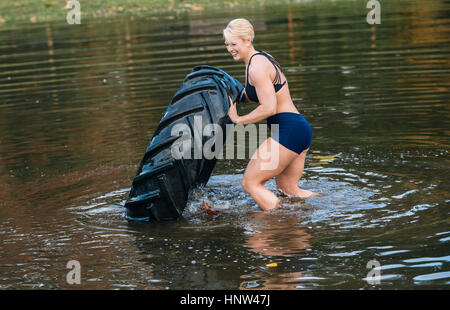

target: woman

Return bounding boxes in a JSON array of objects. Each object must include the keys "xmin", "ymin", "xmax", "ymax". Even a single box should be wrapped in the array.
[{"xmin": 224, "ymin": 18, "xmax": 316, "ymax": 211}]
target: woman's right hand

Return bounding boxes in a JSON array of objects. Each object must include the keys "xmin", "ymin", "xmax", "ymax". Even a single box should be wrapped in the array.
[{"xmin": 227, "ymin": 96, "xmax": 241, "ymax": 124}]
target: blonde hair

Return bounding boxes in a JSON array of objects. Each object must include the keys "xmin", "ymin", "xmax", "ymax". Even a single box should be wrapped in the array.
[{"xmin": 223, "ymin": 18, "xmax": 255, "ymax": 43}]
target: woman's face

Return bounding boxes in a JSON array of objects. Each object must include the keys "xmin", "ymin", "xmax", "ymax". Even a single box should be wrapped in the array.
[{"xmin": 225, "ymin": 35, "xmax": 251, "ymax": 61}]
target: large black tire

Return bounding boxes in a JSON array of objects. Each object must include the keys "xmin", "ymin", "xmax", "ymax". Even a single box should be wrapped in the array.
[{"xmin": 125, "ymin": 65, "xmax": 243, "ymax": 222}]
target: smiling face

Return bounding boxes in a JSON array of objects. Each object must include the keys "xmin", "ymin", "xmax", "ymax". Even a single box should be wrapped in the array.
[{"xmin": 225, "ymin": 35, "xmax": 252, "ymax": 62}]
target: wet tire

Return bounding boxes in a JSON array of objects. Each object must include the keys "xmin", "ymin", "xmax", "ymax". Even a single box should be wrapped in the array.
[{"xmin": 125, "ymin": 65, "xmax": 243, "ymax": 222}]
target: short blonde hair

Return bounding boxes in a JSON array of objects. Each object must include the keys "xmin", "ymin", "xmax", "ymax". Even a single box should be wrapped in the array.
[{"xmin": 223, "ymin": 18, "xmax": 255, "ymax": 43}]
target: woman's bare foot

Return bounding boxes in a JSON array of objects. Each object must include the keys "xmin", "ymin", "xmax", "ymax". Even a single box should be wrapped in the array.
[
  {"xmin": 294, "ymin": 188, "xmax": 320, "ymax": 198},
  {"xmin": 278, "ymin": 187, "xmax": 322, "ymax": 198}
]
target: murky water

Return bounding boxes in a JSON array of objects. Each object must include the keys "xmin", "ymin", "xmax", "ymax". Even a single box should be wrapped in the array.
[{"xmin": 1, "ymin": 0, "xmax": 449, "ymax": 289}]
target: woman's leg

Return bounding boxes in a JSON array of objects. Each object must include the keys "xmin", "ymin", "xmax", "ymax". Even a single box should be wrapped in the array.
[
  {"xmin": 242, "ymin": 138, "xmax": 298, "ymax": 211},
  {"xmin": 275, "ymin": 148, "xmax": 317, "ymax": 197}
]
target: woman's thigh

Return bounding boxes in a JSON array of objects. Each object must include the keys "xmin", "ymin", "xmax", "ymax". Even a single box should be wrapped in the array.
[
  {"xmin": 243, "ymin": 138, "xmax": 298, "ymax": 185},
  {"xmin": 275, "ymin": 148, "xmax": 309, "ymax": 187}
]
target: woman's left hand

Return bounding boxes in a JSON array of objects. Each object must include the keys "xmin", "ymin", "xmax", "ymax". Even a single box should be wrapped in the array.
[{"xmin": 227, "ymin": 96, "xmax": 240, "ymax": 124}]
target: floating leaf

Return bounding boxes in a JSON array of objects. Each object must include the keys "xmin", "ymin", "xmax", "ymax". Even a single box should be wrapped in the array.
[{"xmin": 311, "ymin": 154, "xmax": 338, "ymax": 165}]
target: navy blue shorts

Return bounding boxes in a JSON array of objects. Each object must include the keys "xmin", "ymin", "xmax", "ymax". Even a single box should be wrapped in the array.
[{"xmin": 267, "ymin": 112, "xmax": 312, "ymax": 154}]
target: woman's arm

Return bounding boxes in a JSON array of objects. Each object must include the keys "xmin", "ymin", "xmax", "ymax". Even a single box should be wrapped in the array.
[{"xmin": 228, "ymin": 57, "xmax": 277, "ymax": 125}]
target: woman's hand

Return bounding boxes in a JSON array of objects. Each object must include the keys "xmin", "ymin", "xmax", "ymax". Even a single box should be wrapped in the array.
[{"xmin": 227, "ymin": 96, "xmax": 240, "ymax": 124}]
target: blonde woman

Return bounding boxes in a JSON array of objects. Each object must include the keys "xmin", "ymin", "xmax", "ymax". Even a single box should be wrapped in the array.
[{"xmin": 224, "ymin": 18, "xmax": 316, "ymax": 211}]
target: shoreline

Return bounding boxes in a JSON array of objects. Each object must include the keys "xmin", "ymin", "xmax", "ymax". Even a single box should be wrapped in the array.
[{"xmin": 0, "ymin": 0, "xmax": 305, "ymax": 29}]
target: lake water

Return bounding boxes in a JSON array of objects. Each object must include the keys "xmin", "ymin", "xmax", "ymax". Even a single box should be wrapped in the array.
[{"xmin": 0, "ymin": 0, "xmax": 449, "ymax": 289}]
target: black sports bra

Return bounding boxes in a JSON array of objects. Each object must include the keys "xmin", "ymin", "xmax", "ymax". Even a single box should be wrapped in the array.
[{"xmin": 245, "ymin": 51, "xmax": 286, "ymax": 103}]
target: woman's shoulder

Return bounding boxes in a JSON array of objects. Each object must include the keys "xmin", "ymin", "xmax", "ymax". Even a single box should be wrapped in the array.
[
  {"xmin": 261, "ymin": 50, "xmax": 275, "ymax": 58},
  {"xmin": 248, "ymin": 52, "xmax": 274, "ymax": 74}
]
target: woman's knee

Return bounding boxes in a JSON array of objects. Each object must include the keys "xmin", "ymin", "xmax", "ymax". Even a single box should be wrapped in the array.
[
  {"xmin": 242, "ymin": 176, "xmax": 260, "ymax": 194},
  {"xmin": 241, "ymin": 177, "xmax": 252, "ymax": 193}
]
